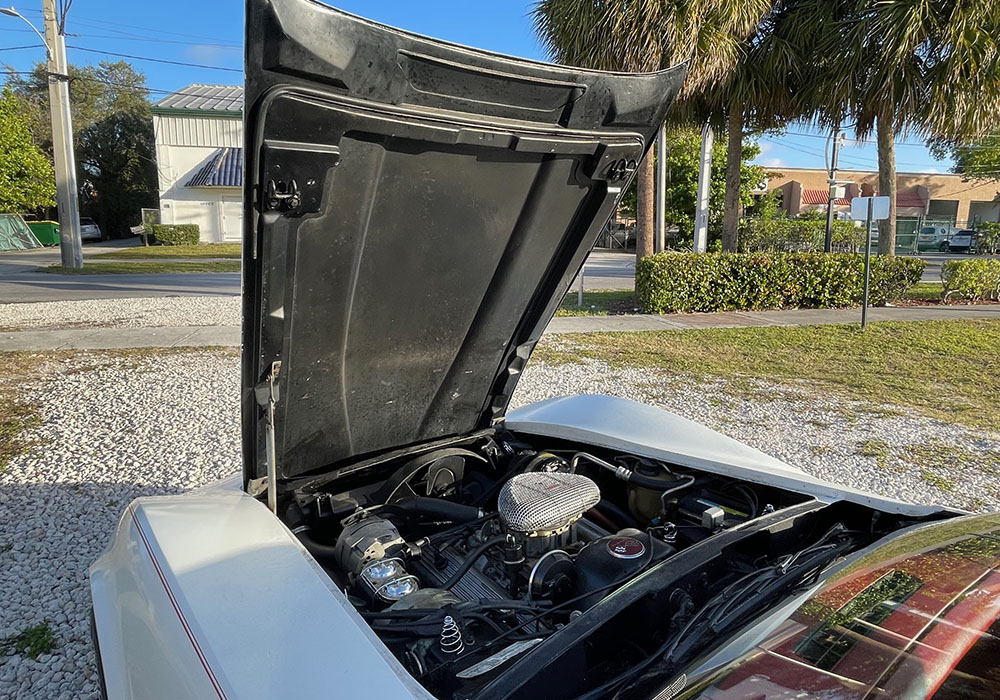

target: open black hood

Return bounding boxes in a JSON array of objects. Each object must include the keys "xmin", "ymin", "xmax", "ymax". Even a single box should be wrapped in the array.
[{"xmin": 242, "ymin": 0, "xmax": 684, "ymax": 483}]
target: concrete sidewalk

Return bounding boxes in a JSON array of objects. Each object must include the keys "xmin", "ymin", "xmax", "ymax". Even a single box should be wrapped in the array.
[
  {"xmin": 546, "ymin": 303, "xmax": 1000, "ymax": 333},
  {"xmin": 1, "ymin": 304, "xmax": 997, "ymax": 351}
]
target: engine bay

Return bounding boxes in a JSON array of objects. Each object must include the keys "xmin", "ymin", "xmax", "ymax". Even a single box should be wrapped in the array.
[{"xmin": 281, "ymin": 432, "xmax": 941, "ymax": 700}]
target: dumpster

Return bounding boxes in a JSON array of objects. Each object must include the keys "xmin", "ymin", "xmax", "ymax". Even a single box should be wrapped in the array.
[{"xmin": 27, "ymin": 220, "xmax": 60, "ymax": 246}]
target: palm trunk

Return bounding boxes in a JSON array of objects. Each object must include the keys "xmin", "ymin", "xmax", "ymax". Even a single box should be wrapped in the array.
[
  {"xmin": 722, "ymin": 103, "xmax": 743, "ymax": 252},
  {"xmin": 636, "ymin": 151, "xmax": 655, "ymax": 262},
  {"xmin": 876, "ymin": 114, "xmax": 897, "ymax": 256}
]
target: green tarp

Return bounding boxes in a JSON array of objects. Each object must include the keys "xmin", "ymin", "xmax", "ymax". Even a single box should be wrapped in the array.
[{"xmin": 0, "ymin": 213, "xmax": 42, "ymax": 251}]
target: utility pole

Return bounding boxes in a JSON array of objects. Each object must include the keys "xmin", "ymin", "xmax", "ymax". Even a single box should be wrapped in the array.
[
  {"xmin": 2, "ymin": 3, "xmax": 84, "ymax": 267},
  {"xmin": 693, "ymin": 122, "xmax": 713, "ymax": 253},
  {"xmin": 654, "ymin": 122, "xmax": 666, "ymax": 253},
  {"xmin": 42, "ymin": 0, "xmax": 83, "ymax": 268},
  {"xmin": 824, "ymin": 125, "xmax": 843, "ymax": 253}
]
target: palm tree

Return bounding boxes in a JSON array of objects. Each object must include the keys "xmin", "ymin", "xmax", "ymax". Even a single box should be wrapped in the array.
[
  {"xmin": 771, "ymin": 0, "xmax": 1000, "ymax": 254},
  {"xmin": 707, "ymin": 8, "xmax": 806, "ymax": 251},
  {"xmin": 533, "ymin": 0, "xmax": 772, "ymax": 262}
]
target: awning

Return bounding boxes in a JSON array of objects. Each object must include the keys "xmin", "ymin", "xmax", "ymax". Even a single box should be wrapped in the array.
[
  {"xmin": 185, "ymin": 147, "xmax": 243, "ymax": 187},
  {"xmin": 896, "ymin": 190, "xmax": 925, "ymax": 208},
  {"xmin": 802, "ymin": 188, "xmax": 849, "ymax": 206}
]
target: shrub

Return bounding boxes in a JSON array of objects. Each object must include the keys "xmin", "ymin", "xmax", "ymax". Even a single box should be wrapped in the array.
[
  {"xmin": 148, "ymin": 223, "xmax": 200, "ymax": 246},
  {"xmin": 942, "ymin": 259, "xmax": 1000, "ymax": 301},
  {"xmin": 636, "ymin": 252, "xmax": 924, "ymax": 314}
]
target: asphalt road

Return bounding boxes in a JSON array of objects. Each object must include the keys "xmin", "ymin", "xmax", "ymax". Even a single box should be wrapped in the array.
[
  {"xmin": 0, "ymin": 241, "xmax": 987, "ymax": 302},
  {"xmin": 0, "ymin": 240, "xmax": 243, "ymax": 303}
]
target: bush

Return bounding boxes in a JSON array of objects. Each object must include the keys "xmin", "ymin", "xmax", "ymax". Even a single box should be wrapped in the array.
[
  {"xmin": 636, "ymin": 252, "xmax": 925, "ymax": 313},
  {"xmin": 147, "ymin": 223, "xmax": 200, "ymax": 246},
  {"xmin": 942, "ymin": 259, "xmax": 1000, "ymax": 301}
]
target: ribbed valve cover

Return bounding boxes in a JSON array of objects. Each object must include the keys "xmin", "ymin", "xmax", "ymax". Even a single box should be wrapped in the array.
[{"xmin": 498, "ymin": 472, "xmax": 601, "ymax": 535}]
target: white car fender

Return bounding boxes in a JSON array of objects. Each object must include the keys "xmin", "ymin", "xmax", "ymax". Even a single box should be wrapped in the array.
[
  {"xmin": 90, "ymin": 480, "xmax": 434, "ymax": 700},
  {"xmin": 505, "ymin": 394, "xmax": 947, "ymax": 517}
]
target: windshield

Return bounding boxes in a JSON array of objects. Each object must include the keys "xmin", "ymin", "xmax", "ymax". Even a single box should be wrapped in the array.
[
  {"xmin": 80, "ymin": 218, "xmax": 95, "ymax": 226},
  {"xmin": 920, "ymin": 227, "xmax": 936, "ymax": 235},
  {"xmin": 677, "ymin": 515, "xmax": 1000, "ymax": 700}
]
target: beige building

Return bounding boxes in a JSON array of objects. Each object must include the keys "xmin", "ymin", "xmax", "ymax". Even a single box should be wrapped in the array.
[{"xmin": 766, "ymin": 167, "xmax": 1000, "ymax": 227}]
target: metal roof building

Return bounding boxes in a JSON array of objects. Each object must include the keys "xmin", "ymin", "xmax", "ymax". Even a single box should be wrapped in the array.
[{"xmin": 151, "ymin": 84, "xmax": 244, "ymax": 243}]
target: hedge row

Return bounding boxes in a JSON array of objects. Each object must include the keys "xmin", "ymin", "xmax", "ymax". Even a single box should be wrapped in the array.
[
  {"xmin": 147, "ymin": 223, "xmax": 200, "ymax": 246},
  {"xmin": 942, "ymin": 259, "xmax": 1000, "ymax": 301},
  {"xmin": 636, "ymin": 252, "xmax": 925, "ymax": 314}
]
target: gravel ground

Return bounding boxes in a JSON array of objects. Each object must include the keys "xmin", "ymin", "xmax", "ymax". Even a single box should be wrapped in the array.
[
  {"xmin": 0, "ymin": 296, "xmax": 240, "ymax": 330},
  {"xmin": 2, "ymin": 350, "xmax": 998, "ymax": 697}
]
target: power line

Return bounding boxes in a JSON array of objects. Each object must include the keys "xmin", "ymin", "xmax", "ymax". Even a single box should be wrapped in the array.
[
  {"xmin": 21, "ymin": 7, "xmax": 243, "ymax": 45},
  {"xmin": 66, "ymin": 45, "xmax": 242, "ymax": 73}
]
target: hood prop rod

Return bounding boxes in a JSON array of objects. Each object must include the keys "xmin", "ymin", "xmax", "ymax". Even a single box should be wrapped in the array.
[{"xmin": 256, "ymin": 360, "xmax": 281, "ymax": 513}]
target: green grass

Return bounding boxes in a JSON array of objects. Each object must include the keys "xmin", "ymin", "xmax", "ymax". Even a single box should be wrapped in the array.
[
  {"xmin": 556, "ymin": 290, "xmax": 636, "ymax": 316},
  {"xmin": 903, "ymin": 281, "xmax": 944, "ymax": 301},
  {"xmin": 99, "ymin": 244, "xmax": 242, "ymax": 259},
  {"xmin": 43, "ymin": 260, "xmax": 241, "ymax": 275},
  {"xmin": 534, "ymin": 319, "xmax": 1000, "ymax": 432},
  {"xmin": 857, "ymin": 439, "xmax": 891, "ymax": 469},
  {"xmin": 1, "ymin": 623, "xmax": 56, "ymax": 659}
]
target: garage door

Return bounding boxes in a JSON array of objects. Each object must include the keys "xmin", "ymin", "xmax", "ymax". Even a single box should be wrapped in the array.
[{"xmin": 221, "ymin": 197, "xmax": 243, "ymax": 242}]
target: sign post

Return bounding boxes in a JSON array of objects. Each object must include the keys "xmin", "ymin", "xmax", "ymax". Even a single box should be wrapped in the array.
[{"xmin": 850, "ymin": 196, "xmax": 891, "ymax": 329}]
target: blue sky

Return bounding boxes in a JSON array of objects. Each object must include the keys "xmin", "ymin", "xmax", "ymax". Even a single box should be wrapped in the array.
[{"xmin": 0, "ymin": 0, "xmax": 951, "ymax": 174}]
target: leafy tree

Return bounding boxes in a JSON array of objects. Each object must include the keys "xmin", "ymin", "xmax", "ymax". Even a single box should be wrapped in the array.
[
  {"xmin": 532, "ymin": 0, "xmax": 772, "ymax": 264},
  {"xmin": 658, "ymin": 127, "xmax": 765, "ymax": 246},
  {"xmin": 934, "ymin": 135, "xmax": 1000, "ymax": 182},
  {"xmin": 5, "ymin": 61, "xmax": 157, "ymax": 236},
  {"xmin": 0, "ymin": 87, "xmax": 55, "ymax": 212},
  {"xmin": 771, "ymin": 0, "xmax": 1000, "ymax": 255}
]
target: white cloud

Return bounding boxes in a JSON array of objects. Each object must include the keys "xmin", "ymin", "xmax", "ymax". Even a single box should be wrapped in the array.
[
  {"xmin": 759, "ymin": 157, "xmax": 785, "ymax": 167},
  {"xmin": 184, "ymin": 44, "xmax": 242, "ymax": 64}
]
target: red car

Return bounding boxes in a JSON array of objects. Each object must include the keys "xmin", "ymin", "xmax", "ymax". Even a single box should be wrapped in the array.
[{"xmin": 675, "ymin": 515, "xmax": 1000, "ymax": 700}]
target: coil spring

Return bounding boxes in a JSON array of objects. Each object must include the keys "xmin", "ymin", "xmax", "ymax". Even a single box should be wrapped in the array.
[{"xmin": 440, "ymin": 615, "xmax": 465, "ymax": 655}]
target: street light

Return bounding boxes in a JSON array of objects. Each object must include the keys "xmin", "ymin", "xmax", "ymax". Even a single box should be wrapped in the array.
[
  {"xmin": 1, "ymin": 3, "xmax": 83, "ymax": 269},
  {"xmin": 0, "ymin": 7, "xmax": 50, "ymax": 59}
]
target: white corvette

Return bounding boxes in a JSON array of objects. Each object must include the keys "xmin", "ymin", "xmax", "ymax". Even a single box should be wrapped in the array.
[{"xmin": 90, "ymin": 2, "xmax": 998, "ymax": 699}]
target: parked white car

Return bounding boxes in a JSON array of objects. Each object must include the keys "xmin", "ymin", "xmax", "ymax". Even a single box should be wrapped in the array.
[
  {"xmin": 88, "ymin": 3, "xmax": 990, "ymax": 700},
  {"xmin": 948, "ymin": 228, "xmax": 980, "ymax": 253},
  {"xmin": 916, "ymin": 224, "xmax": 958, "ymax": 251},
  {"xmin": 80, "ymin": 217, "xmax": 103, "ymax": 241}
]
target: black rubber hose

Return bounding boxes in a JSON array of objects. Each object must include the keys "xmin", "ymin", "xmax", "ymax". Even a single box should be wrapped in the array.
[
  {"xmin": 394, "ymin": 497, "xmax": 482, "ymax": 523},
  {"xmin": 594, "ymin": 498, "xmax": 638, "ymax": 530},
  {"xmin": 442, "ymin": 535, "xmax": 507, "ymax": 590},
  {"xmin": 295, "ymin": 528, "xmax": 339, "ymax": 561}
]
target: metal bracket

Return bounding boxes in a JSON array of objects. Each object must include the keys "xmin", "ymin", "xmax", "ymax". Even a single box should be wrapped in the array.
[{"xmin": 256, "ymin": 361, "xmax": 282, "ymax": 513}]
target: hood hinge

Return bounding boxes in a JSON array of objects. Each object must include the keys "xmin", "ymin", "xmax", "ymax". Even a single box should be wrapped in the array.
[{"xmin": 254, "ymin": 360, "xmax": 282, "ymax": 513}]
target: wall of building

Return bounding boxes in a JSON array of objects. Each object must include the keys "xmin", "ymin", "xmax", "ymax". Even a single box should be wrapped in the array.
[
  {"xmin": 153, "ymin": 114, "xmax": 243, "ymax": 243},
  {"xmin": 765, "ymin": 167, "xmax": 1000, "ymax": 224}
]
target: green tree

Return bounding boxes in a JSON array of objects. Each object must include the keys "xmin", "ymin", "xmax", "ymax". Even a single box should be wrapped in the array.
[
  {"xmin": 6, "ymin": 61, "xmax": 158, "ymax": 236},
  {"xmin": 532, "ymin": 0, "xmax": 772, "ymax": 264},
  {"xmin": 935, "ymin": 135, "xmax": 1000, "ymax": 182},
  {"xmin": 771, "ymin": 0, "xmax": 1000, "ymax": 255},
  {"xmin": 658, "ymin": 127, "xmax": 765, "ymax": 246},
  {"xmin": 0, "ymin": 87, "xmax": 55, "ymax": 212}
]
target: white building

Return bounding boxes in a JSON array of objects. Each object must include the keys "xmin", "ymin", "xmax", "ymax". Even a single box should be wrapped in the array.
[{"xmin": 152, "ymin": 84, "xmax": 244, "ymax": 243}]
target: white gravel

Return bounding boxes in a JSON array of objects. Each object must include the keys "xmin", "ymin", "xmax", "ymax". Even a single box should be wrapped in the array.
[
  {"xmin": 1, "ymin": 351, "xmax": 998, "ymax": 697},
  {"xmin": 0, "ymin": 296, "xmax": 240, "ymax": 330}
]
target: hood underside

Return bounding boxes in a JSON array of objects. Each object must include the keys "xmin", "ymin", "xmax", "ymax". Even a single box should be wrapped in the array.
[{"xmin": 243, "ymin": 0, "xmax": 684, "ymax": 483}]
